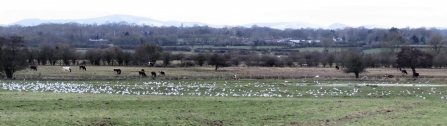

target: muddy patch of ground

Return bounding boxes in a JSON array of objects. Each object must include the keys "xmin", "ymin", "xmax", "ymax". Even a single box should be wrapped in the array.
[
  {"xmin": 205, "ymin": 120, "xmax": 226, "ymax": 126},
  {"xmin": 308, "ymin": 102, "xmax": 426, "ymax": 125}
]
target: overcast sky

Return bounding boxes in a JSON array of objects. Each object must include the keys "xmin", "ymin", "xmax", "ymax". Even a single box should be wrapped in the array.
[{"xmin": 1, "ymin": 0, "xmax": 446, "ymax": 28}]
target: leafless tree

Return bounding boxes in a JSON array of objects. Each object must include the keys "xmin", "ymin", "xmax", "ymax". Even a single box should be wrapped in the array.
[
  {"xmin": 0, "ymin": 36, "xmax": 29, "ymax": 79},
  {"xmin": 428, "ymin": 33, "xmax": 446, "ymax": 54}
]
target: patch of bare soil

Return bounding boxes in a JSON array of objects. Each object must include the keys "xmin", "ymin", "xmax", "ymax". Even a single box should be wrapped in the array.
[
  {"xmin": 287, "ymin": 121, "xmax": 303, "ymax": 126},
  {"xmin": 382, "ymin": 110, "xmax": 394, "ymax": 114},
  {"xmin": 337, "ymin": 111, "xmax": 376, "ymax": 121},
  {"xmin": 312, "ymin": 103, "xmax": 423, "ymax": 125},
  {"xmin": 334, "ymin": 100, "xmax": 350, "ymax": 103},
  {"xmin": 205, "ymin": 120, "xmax": 226, "ymax": 126},
  {"xmin": 88, "ymin": 121, "xmax": 114, "ymax": 126}
]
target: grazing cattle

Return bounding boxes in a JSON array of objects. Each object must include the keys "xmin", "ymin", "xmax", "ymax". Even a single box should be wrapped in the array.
[
  {"xmin": 384, "ymin": 74, "xmax": 394, "ymax": 78},
  {"xmin": 414, "ymin": 73, "xmax": 419, "ymax": 77},
  {"xmin": 113, "ymin": 68, "xmax": 121, "ymax": 74},
  {"xmin": 148, "ymin": 62, "xmax": 154, "ymax": 66},
  {"xmin": 335, "ymin": 65, "xmax": 339, "ymax": 70},
  {"xmin": 151, "ymin": 71, "xmax": 156, "ymax": 77},
  {"xmin": 233, "ymin": 74, "xmax": 237, "ymax": 79},
  {"xmin": 62, "ymin": 67, "xmax": 71, "ymax": 72},
  {"xmin": 139, "ymin": 69, "xmax": 147, "ymax": 77},
  {"xmin": 158, "ymin": 71, "xmax": 165, "ymax": 76},
  {"xmin": 401, "ymin": 70, "xmax": 407, "ymax": 74},
  {"xmin": 315, "ymin": 75, "xmax": 320, "ymax": 78},
  {"xmin": 79, "ymin": 65, "xmax": 86, "ymax": 71},
  {"xmin": 30, "ymin": 65, "xmax": 37, "ymax": 71}
]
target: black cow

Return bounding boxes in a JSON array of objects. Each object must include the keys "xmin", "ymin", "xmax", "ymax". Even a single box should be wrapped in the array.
[
  {"xmin": 159, "ymin": 71, "xmax": 165, "ymax": 76},
  {"xmin": 414, "ymin": 73, "xmax": 419, "ymax": 77},
  {"xmin": 30, "ymin": 65, "xmax": 37, "ymax": 71},
  {"xmin": 151, "ymin": 71, "xmax": 157, "ymax": 77},
  {"xmin": 139, "ymin": 69, "xmax": 147, "ymax": 77},
  {"xmin": 335, "ymin": 65, "xmax": 339, "ymax": 70},
  {"xmin": 114, "ymin": 68, "xmax": 121, "ymax": 74},
  {"xmin": 401, "ymin": 70, "xmax": 407, "ymax": 74},
  {"xmin": 79, "ymin": 65, "xmax": 86, "ymax": 71},
  {"xmin": 139, "ymin": 71, "xmax": 146, "ymax": 77}
]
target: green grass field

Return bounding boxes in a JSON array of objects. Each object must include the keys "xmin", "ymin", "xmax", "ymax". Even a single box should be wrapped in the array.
[
  {"xmin": 4, "ymin": 66, "xmax": 447, "ymax": 125},
  {"xmin": 2, "ymin": 92, "xmax": 445, "ymax": 126},
  {"xmin": 2, "ymin": 79, "xmax": 447, "ymax": 125},
  {"xmin": 362, "ymin": 48, "xmax": 383, "ymax": 54}
]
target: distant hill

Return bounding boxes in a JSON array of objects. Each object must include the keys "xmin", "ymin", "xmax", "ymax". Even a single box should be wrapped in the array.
[
  {"xmin": 242, "ymin": 22, "xmax": 325, "ymax": 29},
  {"xmin": 11, "ymin": 14, "xmax": 208, "ymax": 27},
  {"xmin": 7, "ymin": 14, "xmax": 445, "ymax": 30},
  {"xmin": 6, "ymin": 14, "xmax": 329, "ymax": 29},
  {"xmin": 327, "ymin": 23, "xmax": 349, "ymax": 29}
]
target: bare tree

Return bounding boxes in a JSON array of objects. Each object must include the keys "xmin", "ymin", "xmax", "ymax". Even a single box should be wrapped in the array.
[
  {"xmin": 161, "ymin": 52, "xmax": 172, "ymax": 67},
  {"xmin": 193, "ymin": 53, "xmax": 207, "ymax": 66},
  {"xmin": 110, "ymin": 46, "xmax": 125, "ymax": 65},
  {"xmin": 134, "ymin": 43, "xmax": 163, "ymax": 66},
  {"xmin": 343, "ymin": 50, "xmax": 366, "ymax": 78},
  {"xmin": 397, "ymin": 46, "xmax": 433, "ymax": 77},
  {"xmin": 122, "ymin": 51, "xmax": 132, "ymax": 66},
  {"xmin": 380, "ymin": 32, "xmax": 406, "ymax": 55},
  {"xmin": 325, "ymin": 53, "xmax": 335, "ymax": 67},
  {"xmin": 319, "ymin": 37, "xmax": 334, "ymax": 53},
  {"xmin": 37, "ymin": 44, "xmax": 51, "ymax": 65},
  {"xmin": 260, "ymin": 55, "xmax": 279, "ymax": 67},
  {"xmin": 85, "ymin": 49, "xmax": 102, "ymax": 65},
  {"xmin": 102, "ymin": 47, "xmax": 115, "ymax": 65},
  {"xmin": 433, "ymin": 53, "xmax": 447, "ymax": 68},
  {"xmin": 55, "ymin": 44, "xmax": 77, "ymax": 65},
  {"xmin": 0, "ymin": 36, "xmax": 29, "ymax": 79},
  {"xmin": 27, "ymin": 48, "xmax": 38, "ymax": 65},
  {"xmin": 208, "ymin": 53, "xmax": 229, "ymax": 71},
  {"xmin": 428, "ymin": 33, "xmax": 446, "ymax": 54}
]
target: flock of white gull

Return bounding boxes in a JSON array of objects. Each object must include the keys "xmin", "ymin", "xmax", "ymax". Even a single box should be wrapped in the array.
[{"xmin": 1, "ymin": 80, "xmax": 447, "ymax": 100}]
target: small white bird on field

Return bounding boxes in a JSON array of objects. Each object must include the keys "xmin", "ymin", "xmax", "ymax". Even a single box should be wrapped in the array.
[{"xmin": 315, "ymin": 75, "xmax": 319, "ymax": 78}]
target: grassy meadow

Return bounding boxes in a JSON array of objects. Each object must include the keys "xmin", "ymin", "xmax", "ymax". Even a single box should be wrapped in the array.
[
  {"xmin": 2, "ymin": 66, "xmax": 447, "ymax": 125},
  {"xmin": 11, "ymin": 65, "xmax": 447, "ymax": 82},
  {"xmin": 1, "ymin": 92, "xmax": 447, "ymax": 126}
]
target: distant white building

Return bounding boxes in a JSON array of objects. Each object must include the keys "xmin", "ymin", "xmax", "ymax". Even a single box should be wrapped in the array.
[
  {"xmin": 277, "ymin": 38, "xmax": 292, "ymax": 42},
  {"xmin": 89, "ymin": 39, "xmax": 108, "ymax": 42},
  {"xmin": 289, "ymin": 40, "xmax": 302, "ymax": 44},
  {"xmin": 333, "ymin": 37, "xmax": 343, "ymax": 42},
  {"xmin": 287, "ymin": 39, "xmax": 320, "ymax": 44}
]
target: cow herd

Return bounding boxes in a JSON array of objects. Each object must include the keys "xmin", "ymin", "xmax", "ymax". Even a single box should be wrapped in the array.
[
  {"xmin": 28, "ymin": 64, "xmax": 420, "ymax": 79},
  {"xmin": 383, "ymin": 67, "xmax": 419, "ymax": 79},
  {"xmin": 111, "ymin": 68, "xmax": 164, "ymax": 77},
  {"xmin": 333, "ymin": 65, "xmax": 420, "ymax": 79},
  {"xmin": 28, "ymin": 65, "xmax": 166, "ymax": 78}
]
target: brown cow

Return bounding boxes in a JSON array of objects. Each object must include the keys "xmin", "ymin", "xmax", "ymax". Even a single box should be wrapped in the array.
[
  {"xmin": 151, "ymin": 71, "xmax": 156, "ymax": 77},
  {"xmin": 139, "ymin": 69, "xmax": 147, "ymax": 77}
]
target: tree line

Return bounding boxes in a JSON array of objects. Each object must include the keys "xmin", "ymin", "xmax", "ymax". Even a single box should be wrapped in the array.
[
  {"xmin": 1, "ymin": 22, "xmax": 446, "ymax": 49},
  {"xmin": 1, "ymin": 23, "xmax": 447, "ymax": 79},
  {"xmin": 1, "ymin": 36, "xmax": 444, "ymax": 79}
]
